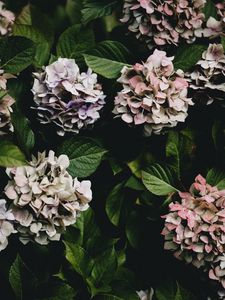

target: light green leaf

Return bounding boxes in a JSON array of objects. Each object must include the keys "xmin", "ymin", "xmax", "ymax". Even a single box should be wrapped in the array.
[
  {"xmin": 0, "ymin": 37, "xmax": 35, "ymax": 73},
  {"xmin": 57, "ymin": 24, "xmax": 95, "ymax": 61},
  {"xmin": 206, "ymin": 168, "xmax": 225, "ymax": 190},
  {"xmin": 57, "ymin": 137, "xmax": 107, "ymax": 178},
  {"xmin": 156, "ymin": 281, "xmax": 196, "ymax": 300},
  {"xmin": 174, "ymin": 44, "xmax": 207, "ymax": 71},
  {"xmin": 0, "ymin": 140, "xmax": 26, "ymax": 167},
  {"xmin": 64, "ymin": 241, "xmax": 94, "ymax": 278},
  {"xmin": 82, "ymin": 0, "xmax": 119, "ymax": 24},
  {"xmin": 142, "ymin": 164, "xmax": 179, "ymax": 196},
  {"xmin": 106, "ymin": 182, "xmax": 126, "ymax": 226}
]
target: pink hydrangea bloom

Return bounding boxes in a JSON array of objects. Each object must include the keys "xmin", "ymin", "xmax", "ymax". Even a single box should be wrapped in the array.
[
  {"xmin": 4, "ymin": 151, "xmax": 92, "ymax": 245},
  {"xmin": 121, "ymin": 0, "xmax": 206, "ymax": 47},
  {"xmin": 113, "ymin": 49, "xmax": 193, "ymax": 135},
  {"xmin": 185, "ymin": 44, "xmax": 225, "ymax": 105},
  {"xmin": 32, "ymin": 58, "xmax": 106, "ymax": 136},
  {"xmin": 162, "ymin": 175, "xmax": 225, "ymax": 289},
  {"xmin": 0, "ymin": 1, "xmax": 15, "ymax": 36}
]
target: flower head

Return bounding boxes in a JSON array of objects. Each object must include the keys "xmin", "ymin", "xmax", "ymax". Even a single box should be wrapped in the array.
[
  {"xmin": 5, "ymin": 151, "xmax": 92, "ymax": 245},
  {"xmin": 186, "ymin": 44, "xmax": 225, "ymax": 105},
  {"xmin": 32, "ymin": 58, "xmax": 106, "ymax": 136},
  {"xmin": 0, "ymin": 199, "xmax": 15, "ymax": 251},
  {"xmin": 162, "ymin": 175, "xmax": 225, "ymax": 289},
  {"xmin": 0, "ymin": 1, "xmax": 15, "ymax": 36},
  {"xmin": 121, "ymin": 0, "xmax": 206, "ymax": 47},
  {"xmin": 0, "ymin": 70, "xmax": 15, "ymax": 135},
  {"xmin": 113, "ymin": 49, "xmax": 193, "ymax": 135}
]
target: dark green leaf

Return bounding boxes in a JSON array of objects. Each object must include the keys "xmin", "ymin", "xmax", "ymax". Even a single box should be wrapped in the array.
[
  {"xmin": 66, "ymin": 0, "xmax": 83, "ymax": 24},
  {"xmin": 0, "ymin": 37, "xmax": 35, "ymax": 73},
  {"xmin": 84, "ymin": 40, "xmax": 132, "ymax": 79},
  {"xmin": 203, "ymin": 0, "xmax": 218, "ymax": 20},
  {"xmin": 57, "ymin": 24, "xmax": 95, "ymax": 62},
  {"xmin": 106, "ymin": 182, "xmax": 126, "ymax": 226},
  {"xmin": 91, "ymin": 247, "xmax": 118, "ymax": 285},
  {"xmin": 57, "ymin": 137, "xmax": 107, "ymax": 178},
  {"xmin": 12, "ymin": 109, "xmax": 35, "ymax": 157},
  {"xmin": 174, "ymin": 44, "xmax": 207, "ymax": 71},
  {"xmin": 82, "ymin": 0, "xmax": 119, "ymax": 24}
]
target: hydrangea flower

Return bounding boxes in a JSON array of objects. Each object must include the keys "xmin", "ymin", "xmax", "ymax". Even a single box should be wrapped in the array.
[
  {"xmin": 196, "ymin": 2, "xmax": 225, "ymax": 38},
  {"xmin": 113, "ymin": 49, "xmax": 193, "ymax": 135},
  {"xmin": 162, "ymin": 175, "xmax": 225, "ymax": 288},
  {"xmin": 0, "ymin": 70, "xmax": 15, "ymax": 135},
  {"xmin": 32, "ymin": 58, "xmax": 106, "ymax": 136},
  {"xmin": 137, "ymin": 288, "xmax": 154, "ymax": 300},
  {"xmin": 186, "ymin": 44, "xmax": 225, "ymax": 105},
  {"xmin": 0, "ymin": 1, "xmax": 15, "ymax": 36},
  {"xmin": 0, "ymin": 199, "xmax": 15, "ymax": 251},
  {"xmin": 4, "ymin": 151, "xmax": 92, "ymax": 245},
  {"xmin": 121, "ymin": 0, "xmax": 206, "ymax": 47}
]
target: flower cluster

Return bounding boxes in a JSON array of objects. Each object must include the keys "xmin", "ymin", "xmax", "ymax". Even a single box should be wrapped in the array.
[
  {"xmin": 162, "ymin": 175, "xmax": 225, "ymax": 288},
  {"xmin": 137, "ymin": 289, "xmax": 154, "ymax": 300},
  {"xmin": 113, "ymin": 49, "xmax": 193, "ymax": 135},
  {"xmin": 0, "ymin": 1, "xmax": 15, "ymax": 36},
  {"xmin": 0, "ymin": 70, "xmax": 15, "ymax": 135},
  {"xmin": 4, "ymin": 151, "xmax": 92, "ymax": 245},
  {"xmin": 32, "ymin": 58, "xmax": 106, "ymax": 136},
  {"xmin": 121, "ymin": 0, "xmax": 206, "ymax": 47},
  {"xmin": 0, "ymin": 199, "xmax": 15, "ymax": 251},
  {"xmin": 186, "ymin": 44, "xmax": 225, "ymax": 105}
]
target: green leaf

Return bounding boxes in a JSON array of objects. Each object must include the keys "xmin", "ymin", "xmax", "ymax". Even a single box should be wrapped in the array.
[
  {"xmin": 206, "ymin": 168, "xmax": 225, "ymax": 190},
  {"xmin": 125, "ymin": 176, "xmax": 145, "ymax": 191},
  {"xmin": 91, "ymin": 247, "xmax": 118, "ymax": 286},
  {"xmin": 94, "ymin": 295, "xmax": 123, "ymax": 300},
  {"xmin": 40, "ymin": 283, "xmax": 75, "ymax": 300},
  {"xmin": 222, "ymin": 37, "xmax": 225, "ymax": 51},
  {"xmin": 57, "ymin": 137, "xmax": 107, "ymax": 178},
  {"xmin": 82, "ymin": 0, "xmax": 119, "ymax": 24},
  {"xmin": 13, "ymin": 5, "xmax": 54, "ymax": 66},
  {"xmin": 84, "ymin": 40, "xmax": 132, "ymax": 79},
  {"xmin": 64, "ymin": 241, "xmax": 94, "ymax": 278},
  {"xmin": 66, "ymin": 0, "xmax": 83, "ymax": 24},
  {"xmin": 202, "ymin": 0, "xmax": 218, "ymax": 20},
  {"xmin": 0, "ymin": 140, "xmax": 26, "ymax": 167},
  {"xmin": 156, "ymin": 281, "xmax": 196, "ymax": 300},
  {"xmin": 12, "ymin": 109, "xmax": 35, "ymax": 157},
  {"xmin": 106, "ymin": 182, "xmax": 126, "ymax": 226},
  {"xmin": 57, "ymin": 24, "xmax": 95, "ymax": 62},
  {"xmin": 9, "ymin": 255, "xmax": 38, "ymax": 300},
  {"xmin": 142, "ymin": 164, "xmax": 179, "ymax": 196},
  {"xmin": 0, "ymin": 37, "xmax": 35, "ymax": 73},
  {"xmin": 9, "ymin": 256, "xmax": 23, "ymax": 299},
  {"xmin": 174, "ymin": 44, "xmax": 207, "ymax": 71},
  {"xmin": 166, "ymin": 131, "xmax": 180, "ymax": 178}
]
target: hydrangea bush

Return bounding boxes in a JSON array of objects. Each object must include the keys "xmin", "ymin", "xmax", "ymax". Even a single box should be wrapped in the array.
[{"xmin": 0, "ymin": 0, "xmax": 224, "ymax": 300}]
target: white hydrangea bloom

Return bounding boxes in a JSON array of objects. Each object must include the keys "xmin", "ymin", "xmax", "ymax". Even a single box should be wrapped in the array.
[
  {"xmin": 137, "ymin": 288, "xmax": 154, "ymax": 300},
  {"xmin": 5, "ymin": 151, "xmax": 92, "ymax": 245},
  {"xmin": 0, "ymin": 1, "xmax": 15, "ymax": 36},
  {"xmin": 0, "ymin": 199, "xmax": 15, "ymax": 251},
  {"xmin": 32, "ymin": 58, "xmax": 106, "ymax": 136}
]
